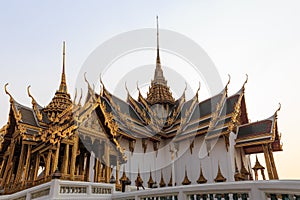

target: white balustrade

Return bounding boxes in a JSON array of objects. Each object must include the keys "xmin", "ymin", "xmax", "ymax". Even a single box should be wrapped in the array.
[{"xmin": 0, "ymin": 179, "xmax": 299, "ymax": 200}]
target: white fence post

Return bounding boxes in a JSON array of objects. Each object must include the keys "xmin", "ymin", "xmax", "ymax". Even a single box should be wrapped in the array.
[
  {"xmin": 178, "ymin": 190, "xmax": 186, "ymax": 200},
  {"xmin": 250, "ymin": 183, "xmax": 264, "ymax": 200},
  {"xmin": 49, "ymin": 179, "xmax": 60, "ymax": 199}
]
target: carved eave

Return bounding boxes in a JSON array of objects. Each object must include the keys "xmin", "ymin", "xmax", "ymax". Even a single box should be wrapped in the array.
[
  {"xmin": 159, "ymin": 170, "xmax": 166, "ymax": 187},
  {"xmin": 204, "ymin": 77, "xmax": 249, "ymax": 142},
  {"xmin": 197, "ymin": 164, "xmax": 207, "ymax": 184},
  {"xmin": 228, "ymin": 75, "xmax": 249, "ymax": 132},
  {"xmin": 127, "ymin": 92, "xmax": 150, "ymax": 125},
  {"xmin": 84, "ymin": 73, "xmax": 97, "ymax": 104},
  {"xmin": 208, "ymin": 75, "xmax": 230, "ymax": 131},
  {"xmin": 100, "ymin": 86, "xmax": 162, "ymax": 141},
  {"xmin": 176, "ymin": 87, "xmax": 200, "ymax": 136},
  {"xmin": 168, "ymin": 171, "xmax": 173, "ymax": 186},
  {"xmin": 137, "ymin": 91, "xmax": 167, "ymax": 133},
  {"xmin": 214, "ymin": 163, "xmax": 227, "ymax": 182},
  {"xmin": 3, "ymin": 84, "xmax": 45, "ymax": 143},
  {"xmin": 164, "ymin": 89, "xmax": 186, "ymax": 128},
  {"xmin": 182, "ymin": 167, "xmax": 191, "ymax": 185},
  {"xmin": 97, "ymin": 98, "xmax": 127, "ymax": 163},
  {"xmin": 41, "ymin": 122, "xmax": 77, "ymax": 145},
  {"xmin": 138, "ymin": 90, "xmax": 152, "ymax": 113},
  {"xmin": 147, "ymin": 171, "xmax": 154, "ymax": 188}
]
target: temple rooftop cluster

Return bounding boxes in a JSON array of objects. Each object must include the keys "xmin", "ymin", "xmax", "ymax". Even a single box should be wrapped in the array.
[{"xmin": 0, "ymin": 21, "xmax": 282, "ymax": 194}]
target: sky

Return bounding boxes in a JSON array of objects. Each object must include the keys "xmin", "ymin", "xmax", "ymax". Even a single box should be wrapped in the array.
[{"xmin": 0, "ymin": 1, "xmax": 300, "ymax": 179}]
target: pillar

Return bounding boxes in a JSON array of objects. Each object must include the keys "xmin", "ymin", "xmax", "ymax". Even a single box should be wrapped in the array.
[
  {"xmin": 33, "ymin": 154, "xmax": 40, "ymax": 181},
  {"xmin": 268, "ymin": 145, "xmax": 279, "ymax": 179},
  {"xmin": 1, "ymin": 140, "xmax": 16, "ymax": 188},
  {"xmin": 52, "ymin": 142, "xmax": 60, "ymax": 174},
  {"xmin": 104, "ymin": 141, "xmax": 111, "ymax": 183},
  {"xmin": 45, "ymin": 150, "xmax": 52, "ymax": 178},
  {"xmin": 62, "ymin": 144, "xmax": 69, "ymax": 175},
  {"xmin": 23, "ymin": 145, "xmax": 32, "ymax": 184},
  {"xmin": 70, "ymin": 135, "xmax": 79, "ymax": 180},
  {"xmin": 15, "ymin": 143, "xmax": 25, "ymax": 183}
]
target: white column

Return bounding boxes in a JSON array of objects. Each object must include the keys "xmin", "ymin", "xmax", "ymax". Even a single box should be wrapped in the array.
[
  {"xmin": 172, "ymin": 161, "xmax": 175, "ymax": 186},
  {"xmin": 89, "ymin": 151, "xmax": 95, "ymax": 182}
]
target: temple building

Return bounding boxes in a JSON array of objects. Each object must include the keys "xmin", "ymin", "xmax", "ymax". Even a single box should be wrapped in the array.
[{"xmin": 0, "ymin": 24, "xmax": 283, "ymax": 195}]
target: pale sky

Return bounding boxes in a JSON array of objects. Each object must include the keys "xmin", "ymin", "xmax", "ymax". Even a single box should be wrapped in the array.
[{"xmin": 0, "ymin": 1, "xmax": 300, "ymax": 179}]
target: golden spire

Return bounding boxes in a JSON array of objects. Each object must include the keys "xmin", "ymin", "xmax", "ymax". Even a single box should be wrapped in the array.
[
  {"xmin": 197, "ymin": 163, "xmax": 207, "ymax": 184},
  {"xmin": 59, "ymin": 41, "xmax": 67, "ymax": 93},
  {"xmin": 182, "ymin": 166, "xmax": 191, "ymax": 185},
  {"xmin": 44, "ymin": 42, "xmax": 71, "ymax": 118},
  {"xmin": 146, "ymin": 16, "xmax": 175, "ymax": 105},
  {"xmin": 252, "ymin": 155, "xmax": 265, "ymax": 171},
  {"xmin": 159, "ymin": 169, "xmax": 166, "ymax": 187},
  {"xmin": 120, "ymin": 166, "xmax": 128, "ymax": 182},
  {"xmin": 214, "ymin": 162, "xmax": 226, "ymax": 182},
  {"xmin": 153, "ymin": 15, "xmax": 165, "ymax": 85},
  {"xmin": 252, "ymin": 155, "xmax": 265, "ymax": 180},
  {"xmin": 147, "ymin": 170, "xmax": 154, "ymax": 188},
  {"xmin": 156, "ymin": 16, "xmax": 160, "ymax": 64}
]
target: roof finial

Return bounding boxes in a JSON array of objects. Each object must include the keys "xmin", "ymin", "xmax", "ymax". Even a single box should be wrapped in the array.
[
  {"xmin": 125, "ymin": 82, "xmax": 130, "ymax": 94},
  {"xmin": 136, "ymin": 81, "xmax": 142, "ymax": 95},
  {"xmin": 275, "ymin": 103, "xmax": 281, "ymax": 117},
  {"xmin": 156, "ymin": 15, "xmax": 160, "ymax": 64},
  {"xmin": 242, "ymin": 74, "xmax": 248, "ymax": 89},
  {"xmin": 59, "ymin": 41, "xmax": 68, "ymax": 93},
  {"xmin": 78, "ymin": 88, "xmax": 83, "ymax": 106},
  {"xmin": 226, "ymin": 74, "xmax": 231, "ymax": 89},
  {"xmin": 27, "ymin": 86, "xmax": 43, "ymax": 121},
  {"xmin": 84, "ymin": 72, "xmax": 93, "ymax": 91},
  {"xmin": 4, "ymin": 83, "xmax": 13, "ymax": 102},
  {"xmin": 73, "ymin": 88, "xmax": 77, "ymax": 104},
  {"xmin": 196, "ymin": 82, "xmax": 201, "ymax": 99}
]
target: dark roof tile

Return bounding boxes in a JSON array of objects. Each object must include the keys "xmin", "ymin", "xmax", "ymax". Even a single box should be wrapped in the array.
[{"xmin": 237, "ymin": 120, "xmax": 273, "ymax": 139}]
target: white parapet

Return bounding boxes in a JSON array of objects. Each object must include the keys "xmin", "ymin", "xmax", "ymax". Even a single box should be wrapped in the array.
[{"xmin": 0, "ymin": 179, "xmax": 300, "ymax": 200}]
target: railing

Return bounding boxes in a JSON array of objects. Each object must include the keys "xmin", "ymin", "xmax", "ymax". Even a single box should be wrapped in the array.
[
  {"xmin": 0, "ymin": 179, "xmax": 115, "ymax": 200},
  {"xmin": 0, "ymin": 180, "xmax": 300, "ymax": 199},
  {"xmin": 112, "ymin": 180, "xmax": 300, "ymax": 200}
]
